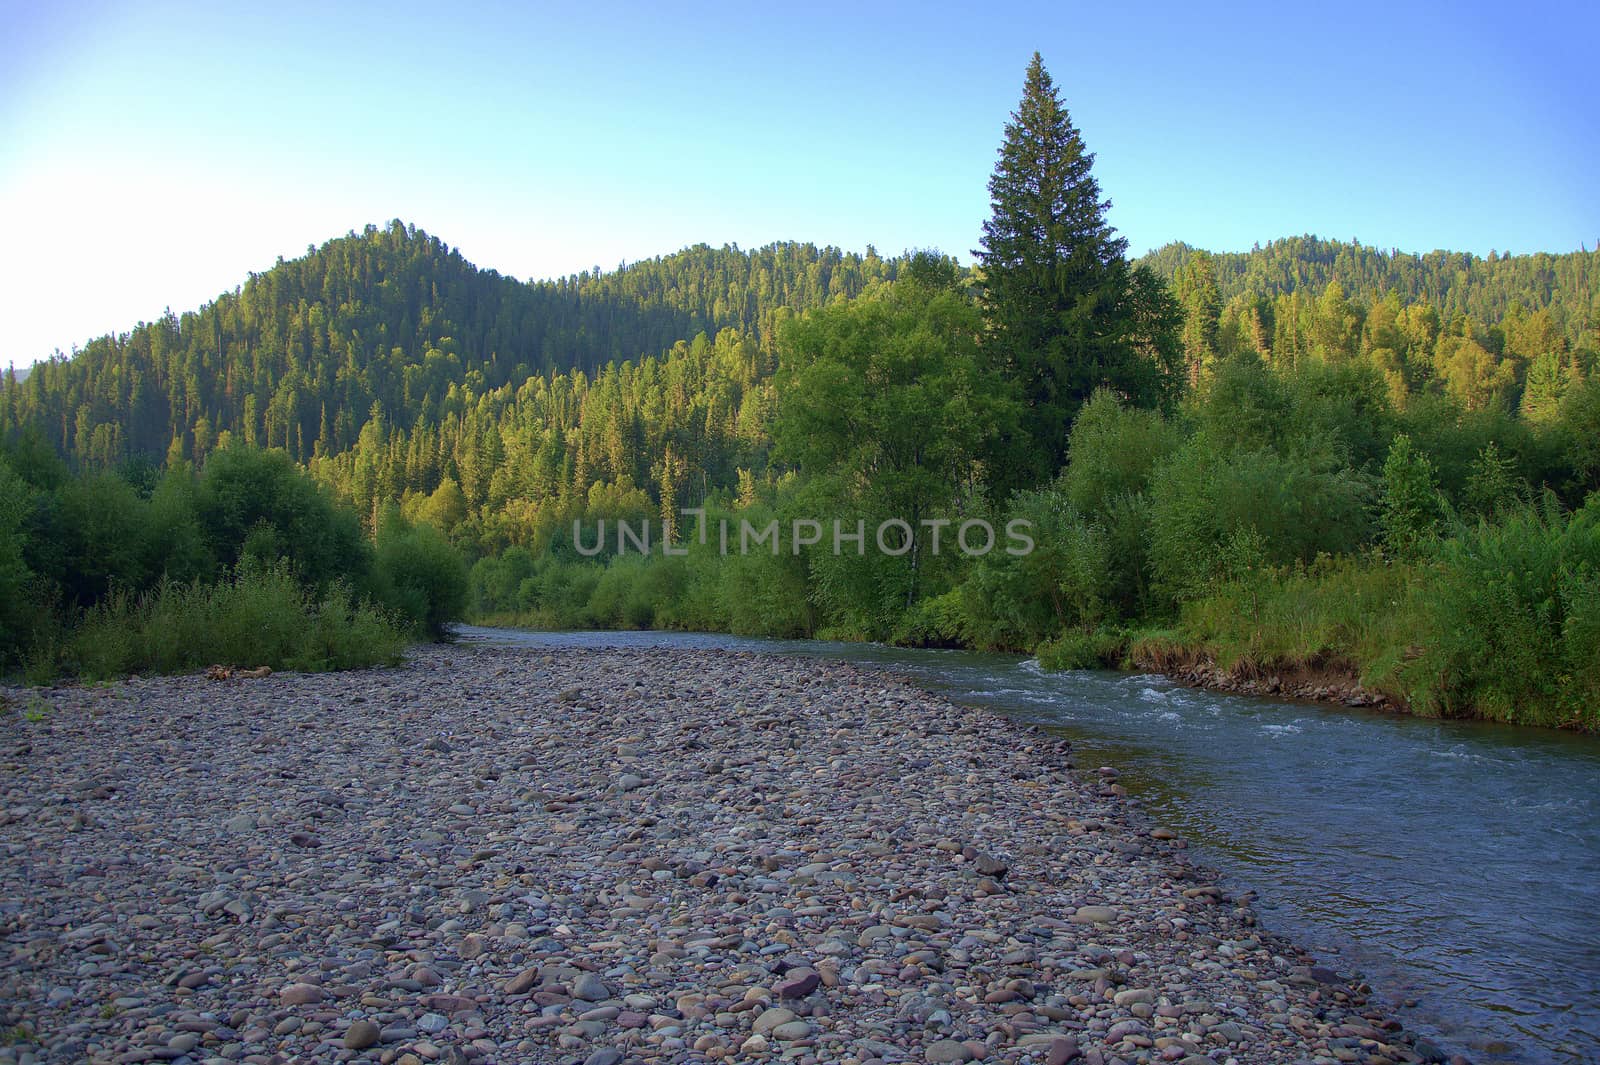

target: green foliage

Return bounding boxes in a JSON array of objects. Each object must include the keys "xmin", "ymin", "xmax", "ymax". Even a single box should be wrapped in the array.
[
  {"xmin": 1556, "ymin": 377, "xmax": 1600, "ymax": 497},
  {"xmin": 1463, "ymin": 441, "xmax": 1523, "ymax": 519},
  {"xmin": 0, "ymin": 456, "xmax": 35, "ymax": 666},
  {"xmin": 774, "ymin": 278, "xmax": 1010, "ymax": 634},
  {"xmin": 1282, "ymin": 358, "xmax": 1396, "ymax": 471},
  {"xmin": 1172, "ymin": 556, "xmax": 1421, "ymax": 689},
  {"xmin": 1036, "ymin": 628, "xmax": 1126, "ymax": 671},
  {"xmin": 145, "ymin": 463, "xmax": 214, "ymax": 584},
  {"xmin": 1149, "ymin": 441, "xmax": 1371, "ymax": 603},
  {"xmin": 68, "ymin": 564, "xmax": 406, "ymax": 680},
  {"xmin": 719, "ymin": 540, "xmax": 812, "ymax": 638},
  {"xmin": 1401, "ymin": 496, "xmax": 1600, "ymax": 729},
  {"xmin": 1060, "ymin": 389, "xmax": 1181, "ymax": 515},
  {"xmin": 469, "ymin": 546, "xmax": 537, "ymax": 616},
  {"xmin": 1141, "ymin": 236, "xmax": 1598, "ymax": 362},
  {"xmin": 54, "ymin": 473, "xmax": 150, "ymax": 606},
  {"xmin": 1173, "ymin": 250, "xmax": 1222, "ymax": 381},
  {"xmin": 585, "ymin": 554, "xmax": 662, "ymax": 630},
  {"xmin": 1189, "ymin": 352, "xmax": 1292, "ymax": 453},
  {"xmin": 891, "ymin": 589, "xmax": 967, "ymax": 648},
  {"xmin": 956, "ymin": 489, "xmax": 1114, "ymax": 652},
  {"xmin": 975, "ymin": 53, "xmax": 1182, "ymax": 487},
  {"xmin": 1379, "ymin": 434, "xmax": 1449, "ymax": 554},
  {"xmin": 373, "ymin": 510, "xmax": 470, "ymax": 638},
  {"xmin": 0, "ymin": 442, "xmax": 465, "ymax": 680},
  {"xmin": 198, "ymin": 444, "xmax": 368, "ymax": 589},
  {"xmin": 1160, "ymin": 496, "xmax": 1600, "ymax": 730}
]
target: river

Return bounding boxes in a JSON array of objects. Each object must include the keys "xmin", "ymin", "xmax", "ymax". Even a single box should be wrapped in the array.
[{"xmin": 455, "ymin": 625, "xmax": 1600, "ymax": 1064}]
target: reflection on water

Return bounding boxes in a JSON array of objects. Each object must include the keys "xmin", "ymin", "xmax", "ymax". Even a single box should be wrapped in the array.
[{"xmin": 455, "ymin": 626, "xmax": 1600, "ymax": 1065}]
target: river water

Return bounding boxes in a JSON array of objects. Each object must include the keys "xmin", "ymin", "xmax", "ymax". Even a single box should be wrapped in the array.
[{"xmin": 456, "ymin": 626, "xmax": 1600, "ymax": 1064}]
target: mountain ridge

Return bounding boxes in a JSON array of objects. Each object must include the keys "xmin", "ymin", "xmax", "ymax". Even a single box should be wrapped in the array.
[{"xmin": 3, "ymin": 220, "xmax": 1596, "ymax": 476}]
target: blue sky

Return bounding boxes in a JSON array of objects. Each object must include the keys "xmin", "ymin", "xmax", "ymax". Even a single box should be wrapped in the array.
[{"xmin": 2, "ymin": 0, "xmax": 1596, "ymax": 368}]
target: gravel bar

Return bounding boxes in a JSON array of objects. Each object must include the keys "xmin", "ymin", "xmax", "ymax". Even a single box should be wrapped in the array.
[{"xmin": 0, "ymin": 646, "xmax": 1451, "ymax": 1065}]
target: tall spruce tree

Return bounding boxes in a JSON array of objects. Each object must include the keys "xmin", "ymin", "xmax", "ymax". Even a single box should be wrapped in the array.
[{"xmin": 976, "ymin": 53, "xmax": 1181, "ymax": 490}]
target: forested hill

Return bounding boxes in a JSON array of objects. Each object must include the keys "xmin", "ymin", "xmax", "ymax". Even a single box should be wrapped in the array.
[
  {"xmin": 1140, "ymin": 236, "xmax": 1599, "ymax": 347},
  {"xmin": 7, "ymin": 223, "xmax": 1600, "ymax": 479},
  {"xmin": 0, "ymin": 221, "xmax": 899, "ymax": 468}
]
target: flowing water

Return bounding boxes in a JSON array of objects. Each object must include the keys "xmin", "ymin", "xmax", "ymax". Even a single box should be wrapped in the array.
[{"xmin": 457, "ymin": 626, "xmax": 1600, "ymax": 1064}]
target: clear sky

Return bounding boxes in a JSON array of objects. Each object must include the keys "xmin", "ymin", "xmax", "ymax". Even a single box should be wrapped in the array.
[{"xmin": 2, "ymin": 0, "xmax": 1595, "ymax": 370}]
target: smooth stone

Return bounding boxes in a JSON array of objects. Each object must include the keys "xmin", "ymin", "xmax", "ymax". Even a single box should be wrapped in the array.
[
  {"xmin": 572, "ymin": 973, "xmax": 611, "ymax": 1002},
  {"xmin": 278, "ymin": 982, "xmax": 326, "ymax": 1005},
  {"xmin": 504, "ymin": 967, "xmax": 541, "ymax": 995},
  {"xmin": 1047, "ymin": 1036, "xmax": 1082, "ymax": 1065},
  {"xmin": 343, "ymin": 1019, "xmax": 381, "ymax": 1050},
  {"xmin": 926, "ymin": 1039, "xmax": 976, "ymax": 1063},
  {"xmin": 771, "ymin": 1020, "xmax": 812, "ymax": 1040},
  {"xmin": 1071, "ymin": 905, "xmax": 1118, "ymax": 924},
  {"xmin": 753, "ymin": 1007, "xmax": 798, "ymax": 1035},
  {"xmin": 775, "ymin": 969, "xmax": 821, "ymax": 998}
]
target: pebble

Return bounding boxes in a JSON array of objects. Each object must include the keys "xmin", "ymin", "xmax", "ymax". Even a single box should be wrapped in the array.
[
  {"xmin": 343, "ymin": 1019, "xmax": 381, "ymax": 1049},
  {"xmin": 278, "ymin": 982, "xmax": 325, "ymax": 1005},
  {"xmin": 927, "ymin": 1038, "xmax": 976, "ymax": 1062},
  {"xmin": 0, "ymin": 645, "xmax": 1420, "ymax": 1065}
]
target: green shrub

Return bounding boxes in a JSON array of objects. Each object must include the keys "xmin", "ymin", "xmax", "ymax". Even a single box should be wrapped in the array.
[
  {"xmin": 1379, "ymin": 434, "xmax": 1448, "ymax": 554},
  {"xmin": 0, "ymin": 457, "xmax": 35, "ymax": 670},
  {"xmin": 1035, "ymin": 628, "xmax": 1126, "ymax": 671},
  {"xmin": 1148, "ymin": 441, "xmax": 1372, "ymax": 604},
  {"xmin": 1282, "ymin": 358, "xmax": 1396, "ymax": 472},
  {"xmin": 652, "ymin": 548, "xmax": 732, "ymax": 633},
  {"xmin": 587, "ymin": 554, "xmax": 660, "ymax": 629},
  {"xmin": 1061, "ymin": 389, "xmax": 1181, "ymax": 516},
  {"xmin": 1402, "ymin": 495, "xmax": 1600, "ymax": 728},
  {"xmin": 721, "ymin": 546, "xmax": 812, "ymax": 638},
  {"xmin": 374, "ymin": 514, "xmax": 469, "ymax": 638},
  {"xmin": 55, "ymin": 473, "xmax": 151, "ymax": 606},
  {"xmin": 69, "ymin": 564, "xmax": 407, "ymax": 680},
  {"xmin": 470, "ymin": 546, "xmax": 536, "ymax": 616},
  {"xmin": 144, "ymin": 464, "xmax": 214, "ymax": 584},
  {"xmin": 956, "ymin": 488, "xmax": 1119, "ymax": 651},
  {"xmin": 1190, "ymin": 352, "xmax": 1292, "ymax": 453},
  {"xmin": 198, "ymin": 444, "xmax": 369, "ymax": 590},
  {"xmin": 1173, "ymin": 555, "xmax": 1421, "ymax": 692},
  {"xmin": 519, "ymin": 557, "xmax": 604, "ymax": 628},
  {"xmin": 1395, "ymin": 394, "xmax": 1543, "ymax": 507},
  {"xmin": 892, "ymin": 589, "xmax": 966, "ymax": 647}
]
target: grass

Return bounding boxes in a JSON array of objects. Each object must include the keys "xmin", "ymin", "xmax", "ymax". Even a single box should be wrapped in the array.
[
  {"xmin": 1169, "ymin": 555, "xmax": 1422, "ymax": 698},
  {"xmin": 1141, "ymin": 506, "xmax": 1600, "ymax": 731},
  {"xmin": 64, "ymin": 564, "xmax": 408, "ymax": 681},
  {"xmin": 1035, "ymin": 627, "xmax": 1128, "ymax": 671}
]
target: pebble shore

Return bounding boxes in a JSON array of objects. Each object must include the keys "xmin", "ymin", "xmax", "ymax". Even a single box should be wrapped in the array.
[{"xmin": 1, "ymin": 646, "xmax": 1455, "ymax": 1065}]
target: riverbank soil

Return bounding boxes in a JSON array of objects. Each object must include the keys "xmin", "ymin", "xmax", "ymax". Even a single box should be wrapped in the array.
[{"xmin": 0, "ymin": 647, "xmax": 1454, "ymax": 1065}]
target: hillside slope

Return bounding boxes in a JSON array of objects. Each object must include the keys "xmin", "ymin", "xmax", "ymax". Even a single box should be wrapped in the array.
[{"xmin": 0, "ymin": 221, "xmax": 899, "ymax": 467}]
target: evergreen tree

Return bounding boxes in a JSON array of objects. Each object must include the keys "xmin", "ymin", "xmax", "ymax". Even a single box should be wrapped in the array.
[
  {"xmin": 1380, "ymin": 433, "xmax": 1448, "ymax": 554},
  {"xmin": 1174, "ymin": 250, "xmax": 1221, "ymax": 383},
  {"xmin": 975, "ymin": 53, "xmax": 1181, "ymax": 491}
]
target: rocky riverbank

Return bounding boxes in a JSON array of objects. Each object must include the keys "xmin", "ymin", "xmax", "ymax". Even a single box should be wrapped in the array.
[
  {"xmin": 0, "ymin": 647, "xmax": 1455, "ymax": 1065},
  {"xmin": 1128, "ymin": 645, "xmax": 1394, "ymax": 713}
]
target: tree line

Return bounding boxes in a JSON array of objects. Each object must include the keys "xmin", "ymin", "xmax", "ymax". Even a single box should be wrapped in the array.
[
  {"xmin": 3, "ymin": 53, "xmax": 1597, "ymax": 727},
  {"xmin": 0, "ymin": 229, "xmax": 900, "ymax": 469}
]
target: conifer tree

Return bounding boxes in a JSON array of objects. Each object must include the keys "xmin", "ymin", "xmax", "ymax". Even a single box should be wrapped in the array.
[
  {"xmin": 1174, "ymin": 250, "xmax": 1221, "ymax": 383},
  {"xmin": 976, "ymin": 53, "xmax": 1181, "ymax": 490}
]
